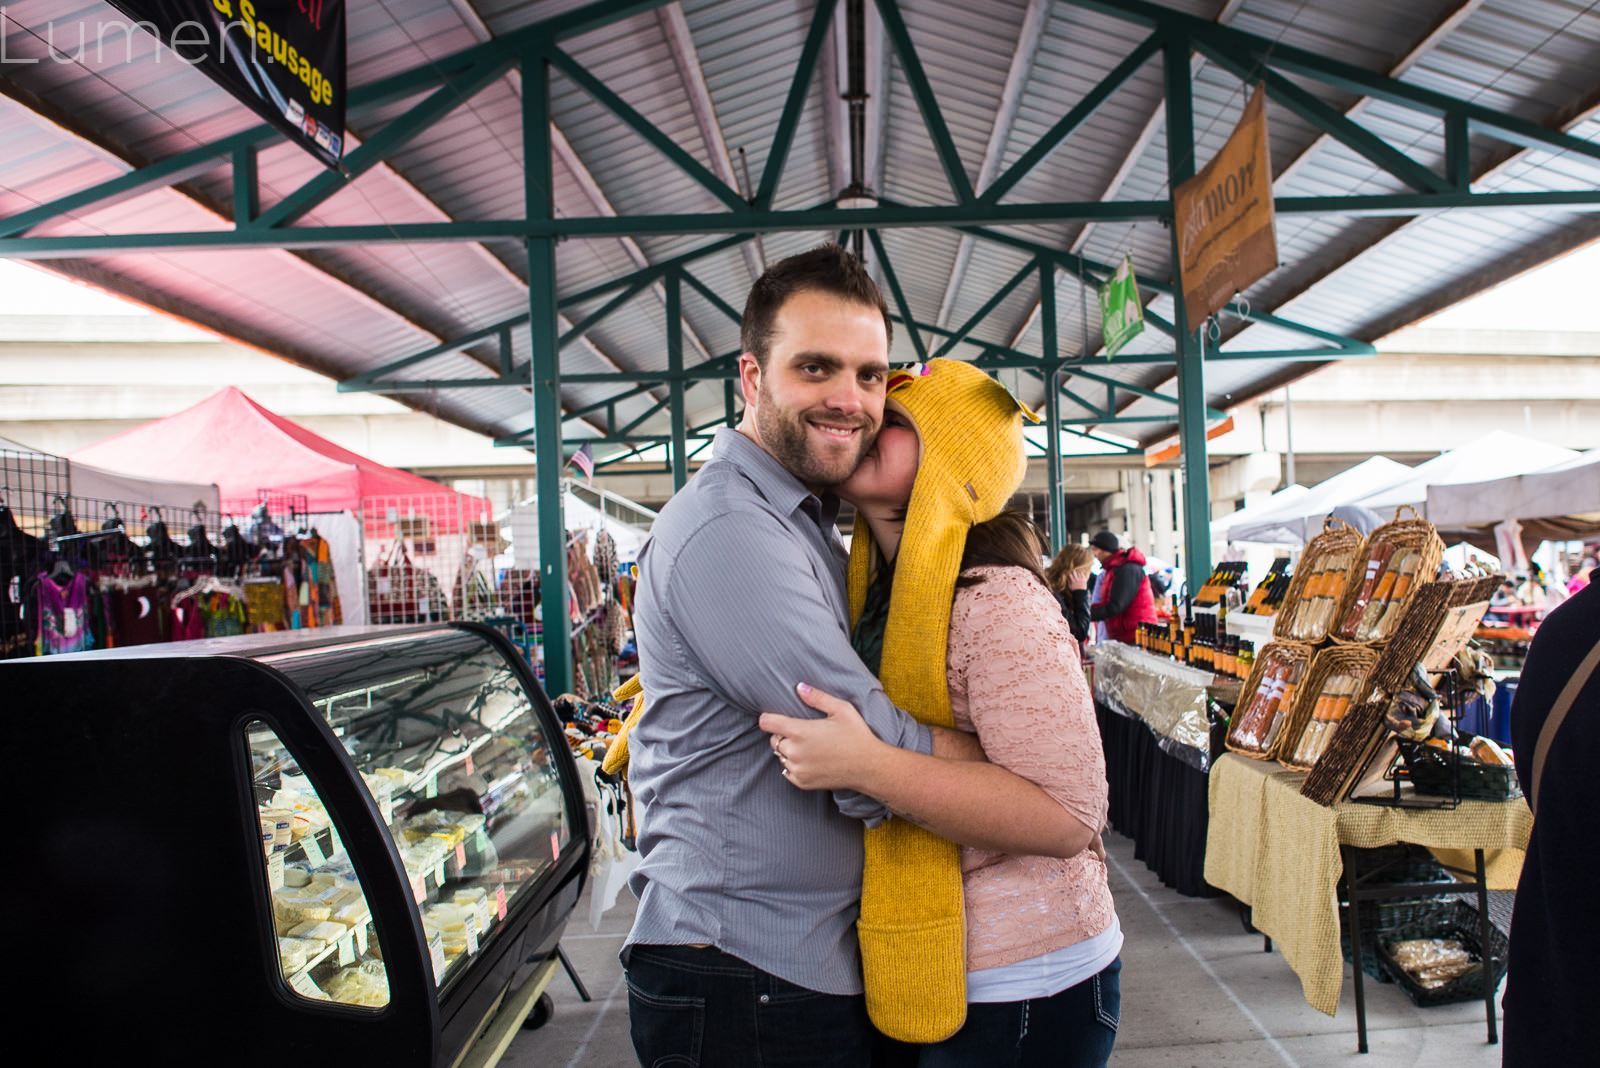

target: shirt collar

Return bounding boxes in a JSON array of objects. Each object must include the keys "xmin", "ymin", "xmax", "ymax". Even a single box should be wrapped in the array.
[{"xmin": 712, "ymin": 427, "xmax": 841, "ymax": 530}]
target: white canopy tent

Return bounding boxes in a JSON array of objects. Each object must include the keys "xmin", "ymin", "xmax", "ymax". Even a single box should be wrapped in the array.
[
  {"xmin": 1356, "ymin": 430, "xmax": 1577, "ymax": 513},
  {"xmin": 1225, "ymin": 457, "xmax": 1414, "ymax": 545},
  {"xmin": 70, "ymin": 460, "xmax": 222, "ymax": 515},
  {"xmin": 2, "ymin": 435, "xmax": 221, "ymax": 516},
  {"xmin": 508, "ymin": 480, "xmax": 655, "ymax": 570},
  {"xmin": 1212, "ymin": 484, "xmax": 1310, "ymax": 542},
  {"xmin": 1427, "ymin": 448, "xmax": 1600, "ymax": 550}
]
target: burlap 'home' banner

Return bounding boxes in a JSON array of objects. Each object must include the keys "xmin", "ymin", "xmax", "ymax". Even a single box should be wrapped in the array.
[{"xmin": 1174, "ymin": 85, "xmax": 1277, "ymax": 335}]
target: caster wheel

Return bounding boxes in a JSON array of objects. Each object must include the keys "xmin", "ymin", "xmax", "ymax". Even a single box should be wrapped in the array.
[{"xmin": 522, "ymin": 992, "xmax": 555, "ymax": 1030}]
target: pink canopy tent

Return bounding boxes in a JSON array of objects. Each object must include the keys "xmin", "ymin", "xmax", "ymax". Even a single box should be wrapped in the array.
[{"xmin": 71, "ymin": 387, "xmax": 489, "ymax": 532}]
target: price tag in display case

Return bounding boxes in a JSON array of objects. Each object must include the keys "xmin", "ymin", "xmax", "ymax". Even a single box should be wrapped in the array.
[
  {"xmin": 495, "ymin": 884, "xmax": 507, "ymax": 921},
  {"xmin": 464, "ymin": 916, "xmax": 479, "ymax": 955},
  {"xmin": 434, "ymin": 860, "xmax": 447, "ymax": 886},
  {"xmin": 551, "ymin": 831, "xmax": 560, "ymax": 862},
  {"xmin": 354, "ymin": 926, "xmax": 368, "ymax": 956},
  {"xmin": 464, "ymin": 752, "xmax": 474, "ymax": 776},
  {"xmin": 428, "ymin": 934, "xmax": 447, "ymax": 985},
  {"xmin": 454, "ymin": 841, "xmax": 467, "ymax": 870},
  {"xmin": 267, "ymin": 852, "xmax": 285, "ymax": 891},
  {"xmin": 301, "ymin": 834, "xmax": 327, "ymax": 868},
  {"xmin": 410, "ymin": 874, "xmax": 426, "ymax": 904},
  {"xmin": 291, "ymin": 971, "xmax": 325, "ymax": 1000},
  {"xmin": 424, "ymin": 774, "xmax": 438, "ymax": 799},
  {"xmin": 338, "ymin": 933, "xmax": 355, "ymax": 967}
]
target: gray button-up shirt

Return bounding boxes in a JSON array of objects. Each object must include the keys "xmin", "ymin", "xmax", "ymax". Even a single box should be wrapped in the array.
[{"xmin": 625, "ymin": 427, "xmax": 934, "ymax": 995}]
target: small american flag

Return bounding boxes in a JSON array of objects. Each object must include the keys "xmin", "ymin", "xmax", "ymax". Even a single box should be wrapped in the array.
[{"xmin": 567, "ymin": 441, "xmax": 594, "ymax": 484}]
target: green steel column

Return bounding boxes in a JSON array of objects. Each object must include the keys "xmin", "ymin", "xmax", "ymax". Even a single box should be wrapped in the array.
[
  {"xmin": 667, "ymin": 270, "xmax": 688, "ymax": 490},
  {"xmin": 525, "ymin": 49, "xmax": 573, "ymax": 696},
  {"xmin": 1164, "ymin": 35, "xmax": 1212, "ymax": 586},
  {"xmin": 1039, "ymin": 261, "xmax": 1064, "ymax": 554}
]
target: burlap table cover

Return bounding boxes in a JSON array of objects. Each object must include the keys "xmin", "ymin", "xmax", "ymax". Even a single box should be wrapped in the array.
[{"xmin": 1205, "ymin": 752, "xmax": 1531, "ymax": 1015}]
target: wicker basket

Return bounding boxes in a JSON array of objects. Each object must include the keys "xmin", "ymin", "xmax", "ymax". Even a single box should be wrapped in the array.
[
  {"xmin": 1225, "ymin": 640, "xmax": 1314, "ymax": 760},
  {"xmin": 1273, "ymin": 517, "xmax": 1364, "ymax": 644},
  {"xmin": 1377, "ymin": 900, "xmax": 1509, "ymax": 1008},
  {"xmin": 1277, "ymin": 643, "xmax": 1382, "ymax": 771},
  {"xmin": 1330, "ymin": 506, "xmax": 1445, "ymax": 646},
  {"xmin": 1399, "ymin": 741, "xmax": 1524, "ymax": 801}
]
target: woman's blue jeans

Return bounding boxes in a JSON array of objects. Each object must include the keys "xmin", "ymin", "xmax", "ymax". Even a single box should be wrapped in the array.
[{"xmin": 914, "ymin": 956, "xmax": 1121, "ymax": 1068}]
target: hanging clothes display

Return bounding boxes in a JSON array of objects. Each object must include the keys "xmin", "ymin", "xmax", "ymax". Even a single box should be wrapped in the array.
[
  {"xmin": 104, "ymin": 576, "xmax": 169, "ymax": 647},
  {"xmin": 296, "ymin": 530, "xmax": 342, "ymax": 626},
  {"xmin": 36, "ymin": 569, "xmax": 92, "ymax": 656},
  {"xmin": 0, "ymin": 498, "xmax": 43, "ymax": 659},
  {"xmin": 201, "ymin": 589, "xmax": 247, "ymax": 637}
]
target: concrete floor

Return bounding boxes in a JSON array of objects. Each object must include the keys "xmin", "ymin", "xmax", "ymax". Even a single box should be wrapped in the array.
[{"xmin": 500, "ymin": 832, "xmax": 1507, "ymax": 1067}]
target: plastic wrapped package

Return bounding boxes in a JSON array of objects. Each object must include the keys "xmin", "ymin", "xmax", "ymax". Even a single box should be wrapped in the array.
[
  {"xmin": 270, "ymin": 789, "xmax": 330, "ymax": 839},
  {"xmin": 321, "ymin": 961, "xmax": 391, "ymax": 1008},
  {"xmin": 1092, "ymin": 642, "xmax": 1213, "ymax": 767},
  {"xmin": 329, "ymin": 901, "xmax": 372, "ymax": 928},
  {"xmin": 454, "ymin": 887, "xmax": 494, "ymax": 931},
  {"xmin": 312, "ymin": 881, "xmax": 363, "ymax": 911},
  {"xmin": 272, "ymin": 889, "xmax": 332, "ymax": 932},
  {"xmin": 1388, "ymin": 938, "xmax": 1476, "ymax": 989},
  {"xmin": 277, "ymin": 937, "xmax": 314, "ymax": 974},
  {"xmin": 370, "ymin": 767, "xmax": 411, "ymax": 791},
  {"xmin": 286, "ymin": 919, "xmax": 349, "ymax": 945},
  {"xmin": 424, "ymin": 903, "xmax": 475, "ymax": 956}
]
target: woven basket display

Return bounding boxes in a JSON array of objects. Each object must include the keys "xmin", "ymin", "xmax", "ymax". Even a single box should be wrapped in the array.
[
  {"xmin": 1300, "ymin": 578, "xmax": 1477, "ymax": 806},
  {"xmin": 1330, "ymin": 506, "xmax": 1445, "ymax": 646},
  {"xmin": 1398, "ymin": 740, "xmax": 1523, "ymax": 801},
  {"xmin": 1273, "ymin": 517, "xmax": 1364, "ymax": 643},
  {"xmin": 1278, "ymin": 643, "xmax": 1382, "ymax": 771},
  {"xmin": 1225, "ymin": 640, "xmax": 1314, "ymax": 760},
  {"xmin": 1377, "ymin": 900, "xmax": 1509, "ymax": 1008}
]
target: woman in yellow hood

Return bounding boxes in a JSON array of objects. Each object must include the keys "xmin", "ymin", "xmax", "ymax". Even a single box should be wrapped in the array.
[{"xmin": 760, "ymin": 359, "xmax": 1120, "ymax": 1067}]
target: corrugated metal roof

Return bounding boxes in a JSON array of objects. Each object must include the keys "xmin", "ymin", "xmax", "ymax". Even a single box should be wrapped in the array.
[{"xmin": 1, "ymin": 0, "xmax": 1598, "ymax": 458}]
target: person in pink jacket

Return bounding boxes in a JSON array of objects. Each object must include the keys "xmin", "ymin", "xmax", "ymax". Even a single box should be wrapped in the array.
[{"xmin": 761, "ymin": 362, "xmax": 1120, "ymax": 1067}]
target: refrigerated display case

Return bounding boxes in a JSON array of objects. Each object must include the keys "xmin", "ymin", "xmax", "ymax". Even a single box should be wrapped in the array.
[{"xmin": 5, "ymin": 622, "xmax": 588, "ymax": 1066}]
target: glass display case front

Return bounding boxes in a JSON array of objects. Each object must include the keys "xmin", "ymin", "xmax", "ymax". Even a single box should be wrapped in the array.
[{"xmin": 248, "ymin": 627, "xmax": 575, "ymax": 1004}]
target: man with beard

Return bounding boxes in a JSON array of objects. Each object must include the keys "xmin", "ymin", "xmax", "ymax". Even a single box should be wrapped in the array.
[{"xmin": 622, "ymin": 245, "xmax": 1079, "ymax": 1067}]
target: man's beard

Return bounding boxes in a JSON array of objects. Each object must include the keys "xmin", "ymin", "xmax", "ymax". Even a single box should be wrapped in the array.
[{"xmin": 755, "ymin": 379, "xmax": 875, "ymax": 488}]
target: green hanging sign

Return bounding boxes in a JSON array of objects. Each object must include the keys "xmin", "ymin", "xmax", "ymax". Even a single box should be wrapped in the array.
[{"xmin": 1098, "ymin": 255, "xmax": 1144, "ymax": 357}]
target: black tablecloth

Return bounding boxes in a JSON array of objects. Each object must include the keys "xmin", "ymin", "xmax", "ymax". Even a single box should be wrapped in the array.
[{"xmin": 1096, "ymin": 700, "xmax": 1219, "ymax": 898}]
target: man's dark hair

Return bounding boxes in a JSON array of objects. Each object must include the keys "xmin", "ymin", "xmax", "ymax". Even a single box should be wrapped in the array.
[{"xmin": 741, "ymin": 243, "xmax": 893, "ymax": 367}]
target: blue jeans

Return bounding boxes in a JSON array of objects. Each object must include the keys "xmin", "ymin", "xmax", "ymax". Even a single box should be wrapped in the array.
[
  {"xmin": 914, "ymin": 956, "xmax": 1121, "ymax": 1068},
  {"xmin": 626, "ymin": 944, "xmax": 875, "ymax": 1068}
]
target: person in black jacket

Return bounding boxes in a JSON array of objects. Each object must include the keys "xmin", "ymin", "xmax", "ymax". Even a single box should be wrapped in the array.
[
  {"xmin": 1503, "ymin": 579, "xmax": 1600, "ymax": 1065},
  {"xmin": 1046, "ymin": 543, "xmax": 1093, "ymax": 647}
]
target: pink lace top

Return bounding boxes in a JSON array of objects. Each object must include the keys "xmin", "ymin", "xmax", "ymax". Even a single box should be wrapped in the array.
[{"xmin": 947, "ymin": 565, "xmax": 1116, "ymax": 971}]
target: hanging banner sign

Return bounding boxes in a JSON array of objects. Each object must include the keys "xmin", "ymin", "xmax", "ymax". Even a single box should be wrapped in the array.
[
  {"xmin": 105, "ymin": 0, "xmax": 345, "ymax": 170},
  {"xmin": 1097, "ymin": 255, "xmax": 1145, "ymax": 357},
  {"xmin": 1173, "ymin": 84, "xmax": 1277, "ymax": 335}
]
